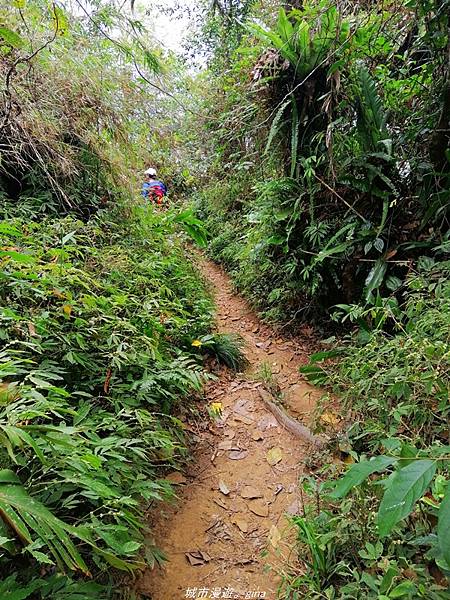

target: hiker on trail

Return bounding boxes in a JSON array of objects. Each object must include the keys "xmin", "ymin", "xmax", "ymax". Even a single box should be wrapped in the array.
[{"xmin": 141, "ymin": 168, "xmax": 167, "ymax": 205}]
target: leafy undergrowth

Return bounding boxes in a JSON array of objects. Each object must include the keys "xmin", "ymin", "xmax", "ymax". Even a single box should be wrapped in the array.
[
  {"xmin": 0, "ymin": 203, "xmax": 214, "ymax": 598},
  {"xmin": 283, "ymin": 260, "xmax": 450, "ymax": 599}
]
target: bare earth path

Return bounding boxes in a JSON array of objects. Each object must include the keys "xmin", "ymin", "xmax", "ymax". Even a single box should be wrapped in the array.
[{"xmin": 138, "ymin": 257, "xmax": 322, "ymax": 600}]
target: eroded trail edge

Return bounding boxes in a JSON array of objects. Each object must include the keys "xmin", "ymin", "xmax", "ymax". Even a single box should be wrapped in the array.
[{"xmin": 139, "ymin": 258, "xmax": 322, "ymax": 600}]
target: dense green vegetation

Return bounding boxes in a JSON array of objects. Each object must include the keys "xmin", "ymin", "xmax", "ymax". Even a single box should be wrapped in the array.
[
  {"xmin": 0, "ymin": 206, "xmax": 213, "ymax": 596},
  {"xmin": 290, "ymin": 259, "xmax": 450, "ymax": 598},
  {"xmin": 190, "ymin": 0, "xmax": 449, "ymax": 322}
]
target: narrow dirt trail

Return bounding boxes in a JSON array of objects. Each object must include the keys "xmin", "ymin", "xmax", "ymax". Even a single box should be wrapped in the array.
[{"xmin": 138, "ymin": 258, "xmax": 322, "ymax": 600}]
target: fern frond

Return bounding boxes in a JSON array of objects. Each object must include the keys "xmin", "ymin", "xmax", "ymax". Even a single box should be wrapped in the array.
[
  {"xmin": 290, "ymin": 98, "xmax": 299, "ymax": 178},
  {"xmin": 264, "ymin": 98, "xmax": 291, "ymax": 155}
]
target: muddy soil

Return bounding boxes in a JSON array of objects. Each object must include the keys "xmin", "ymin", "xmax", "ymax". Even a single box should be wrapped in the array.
[{"xmin": 138, "ymin": 258, "xmax": 323, "ymax": 600}]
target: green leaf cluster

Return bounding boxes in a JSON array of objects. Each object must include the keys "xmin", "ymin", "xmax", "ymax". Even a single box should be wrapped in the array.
[{"xmin": 0, "ymin": 203, "xmax": 214, "ymax": 595}]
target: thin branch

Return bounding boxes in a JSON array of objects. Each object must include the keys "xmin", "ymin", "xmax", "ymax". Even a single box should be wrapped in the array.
[{"xmin": 314, "ymin": 173, "xmax": 367, "ymax": 222}]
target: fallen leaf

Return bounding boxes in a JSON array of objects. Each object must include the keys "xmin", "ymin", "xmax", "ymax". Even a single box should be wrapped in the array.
[
  {"xmin": 231, "ymin": 515, "xmax": 248, "ymax": 533},
  {"xmin": 343, "ymin": 454, "xmax": 355, "ymax": 464},
  {"xmin": 213, "ymin": 497, "xmax": 228, "ymax": 510},
  {"xmin": 27, "ymin": 322, "xmax": 37, "ymax": 337},
  {"xmin": 185, "ymin": 550, "xmax": 210, "ymax": 566},
  {"xmin": 233, "ymin": 414, "xmax": 253, "ymax": 425},
  {"xmin": 62, "ymin": 304, "xmax": 72, "ymax": 317},
  {"xmin": 205, "ymin": 517, "xmax": 232, "ymax": 542},
  {"xmin": 320, "ymin": 412, "xmax": 340, "ymax": 426},
  {"xmin": 248, "ymin": 500, "xmax": 269, "ymax": 517},
  {"xmin": 228, "ymin": 450, "xmax": 248, "ymax": 460},
  {"xmin": 241, "ymin": 486, "xmax": 262, "ymax": 499},
  {"xmin": 268, "ymin": 524, "xmax": 281, "ymax": 548},
  {"xmin": 233, "ymin": 398, "xmax": 252, "ymax": 415},
  {"xmin": 219, "ymin": 480, "xmax": 230, "ymax": 495},
  {"xmin": 266, "ymin": 447, "xmax": 283, "ymax": 466},
  {"xmin": 252, "ymin": 430, "xmax": 264, "ymax": 441},
  {"xmin": 258, "ymin": 414, "xmax": 278, "ymax": 430},
  {"xmin": 165, "ymin": 472, "xmax": 187, "ymax": 484},
  {"xmin": 218, "ymin": 440, "xmax": 235, "ymax": 450},
  {"xmin": 286, "ymin": 500, "xmax": 300, "ymax": 515},
  {"xmin": 233, "ymin": 558, "xmax": 253, "ymax": 565}
]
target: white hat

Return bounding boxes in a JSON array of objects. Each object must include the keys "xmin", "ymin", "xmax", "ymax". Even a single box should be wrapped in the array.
[{"xmin": 144, "ymin": 167, "xmax": 157, "ymax": 176}]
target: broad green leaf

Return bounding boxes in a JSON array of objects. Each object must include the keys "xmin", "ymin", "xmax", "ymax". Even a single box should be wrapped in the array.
[
  {"xmin": 0, "ymin": 27, "xmax": 25, "ymax": 48},
  {"xmin": 389, "ymin": 581, "xmax": 416, "ymax": 598},
  {"xmin": 329, "ymin": 455, "xmax": 396, "ymax": 499},
  {"xmin": 313, "ymin": 240, "xmax": 353, "ymax": 264},
  {"xmin": 438, "ymin": 481, "xmax": 450, "ymax": 568},
  {"xmin": 61, "ymin": 231, "xmax": 77, "ymax": 245},
  {"xmin": 299, "ymin": 364, "xmax": 328, "ymax": 385},
  {"xmin": 0, "ymin": 469, "xmax": 20, "ymax": 483},
  {"xmin": 364, "ymin": 258, "xmax": 387, "ymax": 300},
  {"xmin": 0, "ymin": 470, "xmax": 89, "ymax": 573},
  {"xmin": 143, "ymin": 49, "xmax": 162, "ymax": 74},
  {"xmin": 277, "ymin": 8, "xmax": 294, "ymax": 44},
  {"xmin": 309, "ymin": 349, "xmax": 342, "ymax": 362},
  {"xmin": 378, "ymin": 460, "xmax": 436, "ymax": 537},
  {"xmin": 0, "ymin": 250, "xmax": 35, "ymax": 264},
  {"xmin": 379, "ymin": 566, "xmax": 397, "ymax": 594},
  {"xmin": 0, "ymin": 425, "xmax": 46, "ymax": 465},
  {"xmin": 182, "ymin": 223, "xmax": 207, "ymax": 248}
]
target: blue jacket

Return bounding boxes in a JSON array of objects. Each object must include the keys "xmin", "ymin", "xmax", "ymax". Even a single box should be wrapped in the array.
[{"xmin": 141, "ymin": 180, "xmax": 167, "ymax": 197}]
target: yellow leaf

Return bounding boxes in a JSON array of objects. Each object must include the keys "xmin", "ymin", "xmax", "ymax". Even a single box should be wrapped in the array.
[
  {"xmin": 343, "ymin": 454, "xmax": 354, "ymax": 464},
  {"xmin": 266, "ymin": 447, "xmax": 282, "ymax": 466},
  {"xmin": 51, "ymin": 5, "xmax": 69, "ymax": 36},
  {"xmin": 62, "ymin": 304, "xmax": 72, "ymax": 317},
  {"xmin": 209, "ymin": 402, "xmax": 223, "ymax": 417},
  {"xmin": 191, "ymin": 339, "xmax": 202, "ymax": 347},
  {"xmin": 320, "ymin": 411, "xmax": 340, "ymax": 426},
  {"xmin": 268, "ymin": 524, "xmax": 281, "ymax": 548}
]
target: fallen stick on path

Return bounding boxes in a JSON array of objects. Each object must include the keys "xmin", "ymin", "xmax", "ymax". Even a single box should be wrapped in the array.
[{"xmin": 258, "ymin": 388, "xmax": 328, "ymax": 448}]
